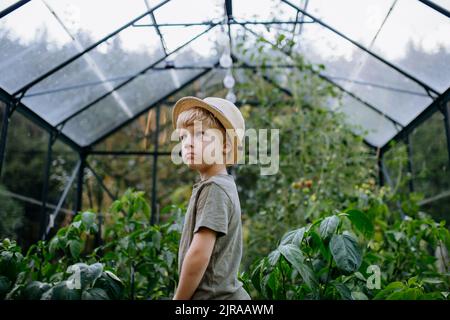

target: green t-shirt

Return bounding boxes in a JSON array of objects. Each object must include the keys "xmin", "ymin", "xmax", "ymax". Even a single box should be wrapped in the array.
[{"xmin": 177, "ymin": 173, "xmax": 251, "ymax": 300}]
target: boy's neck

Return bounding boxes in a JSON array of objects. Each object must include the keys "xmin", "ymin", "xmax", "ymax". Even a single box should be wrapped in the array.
[{"xmin": 198, "ymin": 165, "xmax": 228, "ymax": 181}]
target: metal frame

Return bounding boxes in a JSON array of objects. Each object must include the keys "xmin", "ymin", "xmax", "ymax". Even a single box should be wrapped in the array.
[
  {"xmin": 0, "ymin": 0, "xmax": 31, "ymax": 19},
  {"xmin": 39, "ymin": 131, "xmax": 57, "ymax": 239},
  {"xmin": 418, "ymin": 0, "xmax": 450, "ymax": 18},
  {"xmin": 22, "ymin": 66, "xmax": 428, "ymax": 99},
  {"xmin": 0, "ymin": 0, "xmax": 449, "ymax": 240},
  {"xmin": 280, "ymin": 0, "xmax": 440, "ymax": 99},
  {"xmin": 132, "ymin": 20, "xmax": 315, "ymax": 28},
  {"xmin": 43, "ymin": 159, "xmax": 81, "ymax": 239},
  {"xmin": 75, "ymin": 152, "xmax": 86, "ymax": 213},
  {"xmin": 12, "ymin": 0, "xmax": 171, "ymax": 97},
  {"xmin": 55, "ymin": 25, "xmax": 218, "ymax": 129},
  {"xmin": 0, "ymin": 100, "xmax": 11, "ymax": 178},
  {"xmin": 405, "ymin": 135, "xmax": 415, "ymax": 193},
  {"xmin": 381, "ymin": 88, "xmax": 450, "ymax": 154},
  {"xmin": 85, "ymin": 65, "xmax": 216, "ymax": 147},
  {"xmin": 150, "ymin": 105, "xmax": 161, "ymax": 225},
  {"xmin": 236, "ymin": 24, "xmax": 404, "ymax": 139},
  {"xmin": 442, "ymin": 99, "xmax": 450, "ymax": 169}
]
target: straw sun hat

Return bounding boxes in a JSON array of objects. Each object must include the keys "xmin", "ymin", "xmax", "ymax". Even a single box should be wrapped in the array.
[{"xmin": 172, "ymin": 96, "xmax": 245, "ymax": 165}]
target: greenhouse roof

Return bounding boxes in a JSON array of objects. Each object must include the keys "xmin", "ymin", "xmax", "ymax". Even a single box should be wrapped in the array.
[{"xmin": 1, "ymin": 0, "xmax": 449, "ymax": 151}]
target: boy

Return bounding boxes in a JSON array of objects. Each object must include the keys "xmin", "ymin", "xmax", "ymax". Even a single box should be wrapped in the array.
[{"xmin": 171, "ymin": 96, "xmax": 251, "ymax": 300}]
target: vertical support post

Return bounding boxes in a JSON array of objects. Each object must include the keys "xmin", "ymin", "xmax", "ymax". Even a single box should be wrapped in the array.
[
  {"xmin": 0, "ymin": 101, "xmax": 11, "ymax": 179},
  {"xmin": 39, "ymin": 133, "xmax": 54, "ymax": 240},
  {"xmin": 76, "ymin": 152, "xmax": 86, "ymax": 214},
  {"xmin": 377, "ymin": 148, "xmax": 384, "ymax": 187},
  {"xmin": 150, "ymin": 105, "xmax": 161, "ymax": 225},
  {"xmin": 443, "ymin": 101, "xmax": 450, "ymax": 169},
  {"xmin": 405, "ymin": 135, "xmax": 414, "ymax": 192}
]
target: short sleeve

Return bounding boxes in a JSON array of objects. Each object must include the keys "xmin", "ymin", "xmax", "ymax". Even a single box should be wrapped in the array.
[{"xmin": 193, "ymin": 183, "xmax": 232, "ymax": 237}]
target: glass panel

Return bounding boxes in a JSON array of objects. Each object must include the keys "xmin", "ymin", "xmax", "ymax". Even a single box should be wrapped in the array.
[
  {"xmin": 370, "ymin": 0, "xmax": 450, "ymax": 93},
  {"xmin": 383, "ymin": 140, "xmax": 411, "ymax": 195},
  {"xmin": 233, "ymin": 23, "xmax": 401, "ymax": 147},
  {"xmin": 22, "ymin": 25, "xmax": 165, "ymax": 126},
  {"xmin": 92, "ymin": 67, "xmax": 236, "ymax": 154},
  {"xmin": 287, "ymin": 0, "xmax": 450, "ymax": 93},
  {"xmin": 328, "ymin": 93, "xmax": 399, "ymax": 147},
  {"xmin": 0, "ymin": 110, "xmax": 47, "ymax": 245},
  {"xmin": 0, "ymin": 0, "xmax": 149, "ymax": 93},
  {"xmin": 62, "ymin": 69, "xmax": 207, "ymax": 146},
  {"xmin": 158, "ymin": 28, "xmax": 221, "ymax": 68},
  {"xmin": 238, "ymin": 21, "xmax": 433, "ymax": 130},
  {"xmin": 233, "ymin": 0, "xmax": 297, "ymax": 21},
  {"xmin": 158, "ymin": 25, "xmax": 214, "ymax": 53},
  {"xmin": 91, "ymin": 104, "xmax": 173, "ymax": 153},
  {"xmin": 153, "ymin": 0, "xmax": 223, "ymax": 24},
  {"xmin": 410, "ymin": 110, "xmax": 450, "ymax": 199},
  {"xmin": 306, "ymin": 0, "xmax": 395, "ymax": 47},
  {"xmin": 421, "ymin": 197, "xmax": 450, "ymax": 225},
  {"xmin": 384, "ymin": 109, "xmax": 450, "ymax": 224},
  {"xmin": 332, "ymin": 78, "xmax": 431, "ymax": 126},
  {"xmin": 0, "ymin": 0, "xmax": 79, "ymax": 92},
  {"xmin": 42, "ymin": 0, "xmax": 149, "ymax": 48},
  {"xmin": 87, "ymin": 155, "xmax": 152, "ymax": 206}
]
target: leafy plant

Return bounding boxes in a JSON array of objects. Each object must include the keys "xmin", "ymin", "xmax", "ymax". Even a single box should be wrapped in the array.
[
  {"xmin": 93, "ymin": 189, "xmax": 183, "ymax": 300},
  {"xmin": 242, "ymin": 199, "xmax": 450, "ymax": 300},
  {"xmin": 0, "ymin": 189, "xmax": 183, "ymax": 300}
]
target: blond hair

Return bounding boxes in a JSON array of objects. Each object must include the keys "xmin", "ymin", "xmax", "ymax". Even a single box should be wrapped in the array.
[
  {"xmin": 176, "ymin": 106, "xmax": 226, "ymax": 134},
  {"xmin": 176, "ymin": 107, "xmax": 238, "ymax": 165}
]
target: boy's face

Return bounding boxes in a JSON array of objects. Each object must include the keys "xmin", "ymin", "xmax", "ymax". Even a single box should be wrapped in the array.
[{"xmin": 178, "ymin": 121, "xmax": 228, "ymax": 170}]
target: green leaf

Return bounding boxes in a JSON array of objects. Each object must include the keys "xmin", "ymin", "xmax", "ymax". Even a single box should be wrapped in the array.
[
  {"xmin": 266, "ymin": 270, "xmax": 278, "ymax": 299},
  {"xmin": 41, "ymin": 281, "xmax": 81, "ymax": 300},
  {"xmin": 0, "ymin": 276, "xmax": 11, "ymax": 299},
  {"xmin": 140, "ymin": 199, "xmax": 150, "ymax": 219},
  {"xmin": 346, "ymin": 209, "xmax": 374, "ymax": 238},
  {"xmin": 81, "ymin": 211, "xmax": 96, "ymax": 229},
  {"xmin": 81, "ymin": 287, "xmax": 110, "ymax": 300},
  {"xmin": 250, "ymin": 260, "xmax": 264, "ymax": 292},
  {"xmin": 93, "ymin": 271, "xmax": 124, "ymax": 300},
  {"xmin": 152, "ymin": 231, "xmax": 161, "ymax": 251},
  {"xmin": 280, "ymin": 227, "xmax": 306, "ymax": 247},
  {"xmin": 319, "ymin": 215, "xmax": 339, "ymax": 240},
  {"xmin": 309, "ymin": 230, "xmax": 330, "ymax": 260},
  {"xmin": 67, "ymin": 263, "xmax": 103, "ymax": 290},
  {"xmin": 110, "ymin": 200, "xmax": 123, "ymax": 213},
  {"xmin": 72, "ymin": 221, "xmax": 82, "ymax": 229},
  {"xmin": 0, "ymin": 250, "xmax": 23, "ymax": 281},
  {"xmin": 386, "ymin": 288, "xmax": 423, "ymax": 300},
  {"xmin": 351, "ymin": 291, "xmax": 368, "ymax": 300},
  {"xmin": 278, "ymin": 244, "xmax": 318, "ymax": 291},
  {"xmin": 329, "ymin": 234, "xmax": 362, "ymax": 273},
  {"xmin": 373, "ymin": 281, "xmax": 405, "ymax": 300},
  {"xmin": 276, "ymin": 34, "xmax": 286, "ymax": 44},
  {"xmin": 268, "ymin": 249, "xmax": 280, "ymax": 266},
  {"xmin": 69, "ymin": 240, "xmax": 82, "ymax": 259},
  {"xmin": 23, "ymin": 281, "xmax": 51, "ymax": 300},
  {"xmin": 333, "ymin": 282, "xmax": 352, "ymax": 300},
  {"xmin": 422, "ymin": 278, "xmax": 444, "ymax": 284}
]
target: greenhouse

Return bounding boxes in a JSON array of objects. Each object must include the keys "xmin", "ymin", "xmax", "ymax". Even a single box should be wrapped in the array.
[{"xmin": 0, "ymin": 0, "xmax": 449, "ymax": 302}]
